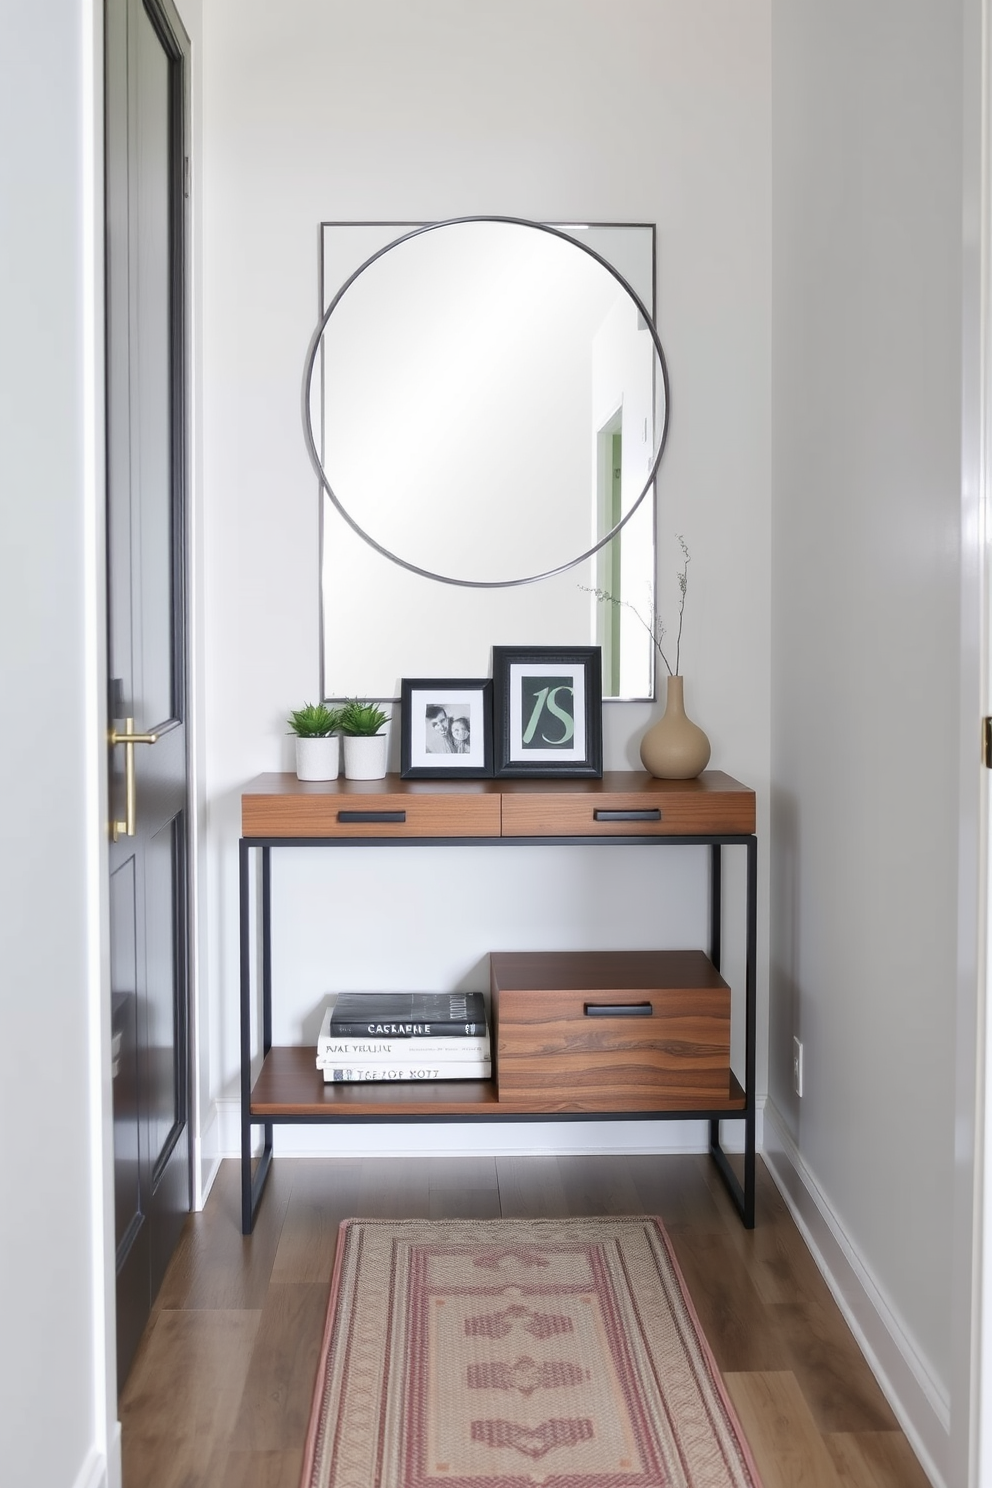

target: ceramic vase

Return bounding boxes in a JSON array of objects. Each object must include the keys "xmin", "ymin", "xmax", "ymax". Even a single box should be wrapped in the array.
[
  {"xmin": 343, "ymin": 733, "xmax": 388, "ymax": 781},
  {"xmin": 295, "ymin": 735, "xmax": 340, "ymax": 781},
  {"xmin": 639, "ymin": 674, "xmax": 711, "ymax": 780}
]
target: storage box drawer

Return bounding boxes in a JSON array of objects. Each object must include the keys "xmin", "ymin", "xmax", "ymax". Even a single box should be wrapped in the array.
[
  {"xmin": 499, "ymin": 772, "xmax": 755, "ymax": 838},
  {"xmin": 491, "ymin": 950, "xmax": 732, "ymax": 1111},
  {"xmin": 241, "ymin": 777, "xmax": 501, "ymax": 838}
]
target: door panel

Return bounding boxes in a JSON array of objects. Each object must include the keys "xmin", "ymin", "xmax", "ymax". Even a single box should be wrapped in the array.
[
  {"xmin": 144, "ymin": 813, "xmax": 183, "ymax": 1179},
  {"xmin": 110, "ymin": 857, "xmax": 149, "ymax": 1387},
  {"xmin": 106, "ymin": 0, "xmax": 191, "ymax": 1390},
  {"xmin": 133, "ymin": 0, "xmax": 176, "ymax": 729},
  {"xmin": 110, "ymin": 862, "xmax": 140, "ymax": 1258}
]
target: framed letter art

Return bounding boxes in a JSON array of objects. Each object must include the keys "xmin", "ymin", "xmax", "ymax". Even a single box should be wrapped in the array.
[
  {"xmin": 400, "ymin": 678, "xmax": 494, "ymax": 778},
  {"xmin": 493, "ymin": 646, "xmax": 603, "ymax": 778}
]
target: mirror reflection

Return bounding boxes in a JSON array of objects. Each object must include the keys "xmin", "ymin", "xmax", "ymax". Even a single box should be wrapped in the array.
[{"xmin": 310, "ymin": 219, "xmax": 667, "ymax": 700}]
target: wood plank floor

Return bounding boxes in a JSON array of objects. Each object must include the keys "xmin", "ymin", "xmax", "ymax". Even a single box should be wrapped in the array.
[{"xmin": 119, "ymin": 1154, "xmax": 933, "ymax": 1488}]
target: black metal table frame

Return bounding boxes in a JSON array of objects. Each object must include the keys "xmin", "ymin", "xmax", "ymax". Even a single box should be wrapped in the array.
[{"xmin": 239, "ymin": 832, "xmax": 757, "ymax": 1235}]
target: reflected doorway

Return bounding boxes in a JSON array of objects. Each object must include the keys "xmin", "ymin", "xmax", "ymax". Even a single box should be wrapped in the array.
[{"xmin": 596, "ymin": 415, "xmax": 623, "ymax": 696}]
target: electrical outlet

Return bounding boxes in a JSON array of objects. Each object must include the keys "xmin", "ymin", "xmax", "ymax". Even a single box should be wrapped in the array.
[{"xmin": 793, "ymin": 1036, "xmax": 804, "ymax": 1097}]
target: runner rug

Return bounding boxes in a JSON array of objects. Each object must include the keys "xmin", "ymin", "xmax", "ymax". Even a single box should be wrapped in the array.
[{"xmin": 301, "ymin": 1215, "xmax": 763, "ymax": 1488}]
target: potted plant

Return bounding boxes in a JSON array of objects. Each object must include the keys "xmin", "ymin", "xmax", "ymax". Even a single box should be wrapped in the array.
[
  {"xmin": 288, "ymin": 702, "xmax": 344, "ymax": 781},
  {"xmin": 339, "ymin": 699, "xmax": 390, "ymax": 780}
]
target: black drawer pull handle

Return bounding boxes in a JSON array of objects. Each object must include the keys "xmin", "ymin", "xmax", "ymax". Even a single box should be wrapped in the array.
[
  {"xmin": 593, "ymin": 809, "xmax": 661, "ymax": 822},
  {"xmin": 584, "ymin": 1002, "xmax": 653, "ymax": 1017},
  {"xmin": 337, "ymin": 810, "xmax": 407, "ymax": 823}
]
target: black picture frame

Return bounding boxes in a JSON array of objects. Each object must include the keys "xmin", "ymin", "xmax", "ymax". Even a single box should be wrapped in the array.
[
  {"xmin": 492, "ymin": 646, "xmax": 603, "ymax": 778},
  {"xmin": 400, "ymin": 678, "xmax": 494, "ymax": 778}
]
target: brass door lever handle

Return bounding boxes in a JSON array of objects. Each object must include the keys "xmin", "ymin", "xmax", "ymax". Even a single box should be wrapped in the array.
[{"xmin": 110, "ymin": 717, "xmax": 159, "ymax": 840}]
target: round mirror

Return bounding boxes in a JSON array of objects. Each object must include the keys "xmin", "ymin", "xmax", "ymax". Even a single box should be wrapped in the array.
[{"xmin": 304, "ymin": 217, "xmax": 669, "ymax": 589}]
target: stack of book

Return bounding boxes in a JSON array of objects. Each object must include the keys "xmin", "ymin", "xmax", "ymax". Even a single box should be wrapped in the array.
[{"xmin": 315, "ymin": 991, "xmax": 491, "ymax": 1083}]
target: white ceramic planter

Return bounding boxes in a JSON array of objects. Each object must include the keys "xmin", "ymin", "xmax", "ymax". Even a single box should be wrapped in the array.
[
  {"xmin": 343, "ymin": 733, "xmax": 388, "ymax": 781},
  {"xmin": 295, "ymin": 734, "xmax": 340, "ymax": 781}
]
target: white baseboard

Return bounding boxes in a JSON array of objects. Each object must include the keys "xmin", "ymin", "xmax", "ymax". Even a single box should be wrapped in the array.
[
  {"xmin": 70, "ymin": 1420, "xmax": 121, "ymax": 1488},
  {"xmin": 107, "ymin": 1423, "xmax": 121, "ymax": 1488},
  {"xmin": 199, "ymin": 1150, "xmax": 223, "ymax": 1206},
  {"xmin": 194, "ymin": 1099, "xmax": 224, "ymax": 1207},
  {"xmin": 72, "ymin": 1444, "xmax": 109, "ymax": 1488},
  {"xmin": 762, "ymin": 1098, "xmax": 948, "ymax": 1488},
  {"xmin": 213, "ymin": 1095, "xmax": 764, "ymax": 1160}
]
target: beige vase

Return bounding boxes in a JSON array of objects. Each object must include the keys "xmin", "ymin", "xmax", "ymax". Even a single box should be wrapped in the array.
[{"xmin": 640, "ymin": 674, "xmax": 711, "ymax": 779}]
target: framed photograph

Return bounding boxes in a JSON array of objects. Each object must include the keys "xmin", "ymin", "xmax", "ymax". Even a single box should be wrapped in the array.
[
  {"xmin": 400, "ymin": 678, "xmax": 494, "ymax": 778},
  {"xmin": 493, "ymin": 646, "xmax": 603, "ymax": 778}
]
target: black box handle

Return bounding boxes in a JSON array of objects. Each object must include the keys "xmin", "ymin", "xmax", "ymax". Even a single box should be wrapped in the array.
[
  {"xmin": 337, "ymin": 810, "xmax": 407, "ymax": 823},
  {"xmin": 584, "ymin": 1002, "xmax": 653, "ymax": 1017},
  {"xmin": 593, "ymin": 809, "xmax": 661, "ymax": 822}
]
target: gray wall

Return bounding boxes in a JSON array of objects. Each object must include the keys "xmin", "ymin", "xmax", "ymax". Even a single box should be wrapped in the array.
[
  {"xmin": 770, "ymin": 1, "xmax": 969, "ymax": 1478},
  {"xmin": 0, "ymin": 3, "xmax": 976, "ymax": 1483}
]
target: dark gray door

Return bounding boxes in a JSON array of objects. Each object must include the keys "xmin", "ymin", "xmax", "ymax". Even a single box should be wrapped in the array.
[{"xmin": 105, "ymin": 0, "xmax": 191, "ymax": 1388}]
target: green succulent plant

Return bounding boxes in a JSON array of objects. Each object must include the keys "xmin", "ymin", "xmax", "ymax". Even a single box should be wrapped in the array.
[
  {"xmin": 338, "ymin": 699, "xmax": 390, "ymax": 736},
  {"xmin": 287, "ymin": 702, "xmax": 344, "ymax": 738}
]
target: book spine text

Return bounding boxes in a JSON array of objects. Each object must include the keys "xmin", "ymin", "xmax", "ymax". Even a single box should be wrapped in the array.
[
  {"xmin": 327, "ymin": 1020, "xmax": 487, "ymax": 1038},
  {"xmin": 322, "ymin": 1062, "xmax": 491, "ymax": 1083},
  {"xmin": 318, "ymin": 1037, "xmax": 490, "ymax": 1061}
]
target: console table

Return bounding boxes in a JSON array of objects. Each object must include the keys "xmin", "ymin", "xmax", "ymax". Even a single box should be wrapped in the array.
[{"xmin": 239, "ymin": 770, "xmax": 757, "ymax": 1234}]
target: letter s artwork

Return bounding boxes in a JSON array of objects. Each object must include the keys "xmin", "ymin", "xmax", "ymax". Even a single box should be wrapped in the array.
[{"xmin": 521, "ymin": 676, "xmax": 575, "ymax": 748}]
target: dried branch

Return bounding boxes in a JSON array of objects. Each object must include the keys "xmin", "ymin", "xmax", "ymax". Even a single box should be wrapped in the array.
[{"xmin": 581, "ymin": 535, "xmax": 692, "ymax": 678}]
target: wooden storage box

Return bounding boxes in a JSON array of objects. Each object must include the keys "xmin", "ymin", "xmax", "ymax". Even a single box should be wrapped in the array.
[{"xmin": 490, "ymin": 950, "xmax": 734, "ymax": 1112}]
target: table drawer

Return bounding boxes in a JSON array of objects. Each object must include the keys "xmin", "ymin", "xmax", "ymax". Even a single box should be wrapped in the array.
[
  {"xmin": 491, "ymin": 950, "xmax": 732, "ymax": 1111},
  {"xmin": 499, "ymin": 776, "xmax": 755, "ymax": 838},
  {"xmin": 242, "ymin": 788, "xmax": 501, "ymax": 838}
]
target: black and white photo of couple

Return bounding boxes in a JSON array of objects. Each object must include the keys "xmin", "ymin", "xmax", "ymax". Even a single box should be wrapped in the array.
[
  {"xmin": 400, "ymin": 678, "xmax": 492, "ymax": 779},
  {"xmin": 425, "ymin": 704, "xmax": 471, "ymax": 755}
]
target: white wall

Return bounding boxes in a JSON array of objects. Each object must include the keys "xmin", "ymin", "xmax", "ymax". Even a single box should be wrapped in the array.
[
  {"xmin": 769, "ymin": 2, "xmax": 972, "ymax": 1482},
  {"xmin": 0, "ymin": 4, "xmax": 117, "ymax": 1487},
  {"xmin": 199, "ymin": 0, "xmax": 772, "ymax": 1161}
]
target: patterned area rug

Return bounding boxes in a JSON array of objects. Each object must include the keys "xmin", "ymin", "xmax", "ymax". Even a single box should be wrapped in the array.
[{"xmin": 301, "ymin": 1216, "xmax": 762, "ymax": 1488}]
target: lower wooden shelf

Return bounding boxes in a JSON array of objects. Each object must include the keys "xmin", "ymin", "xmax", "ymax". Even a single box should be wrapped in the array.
[
  {"xmin": 249, "ymin": 1045, "xmax": 746, "ymax": 1119},
  {"xmin": 251, "ymin": 1048, "xmax": 500, "ymax": 1116}
]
